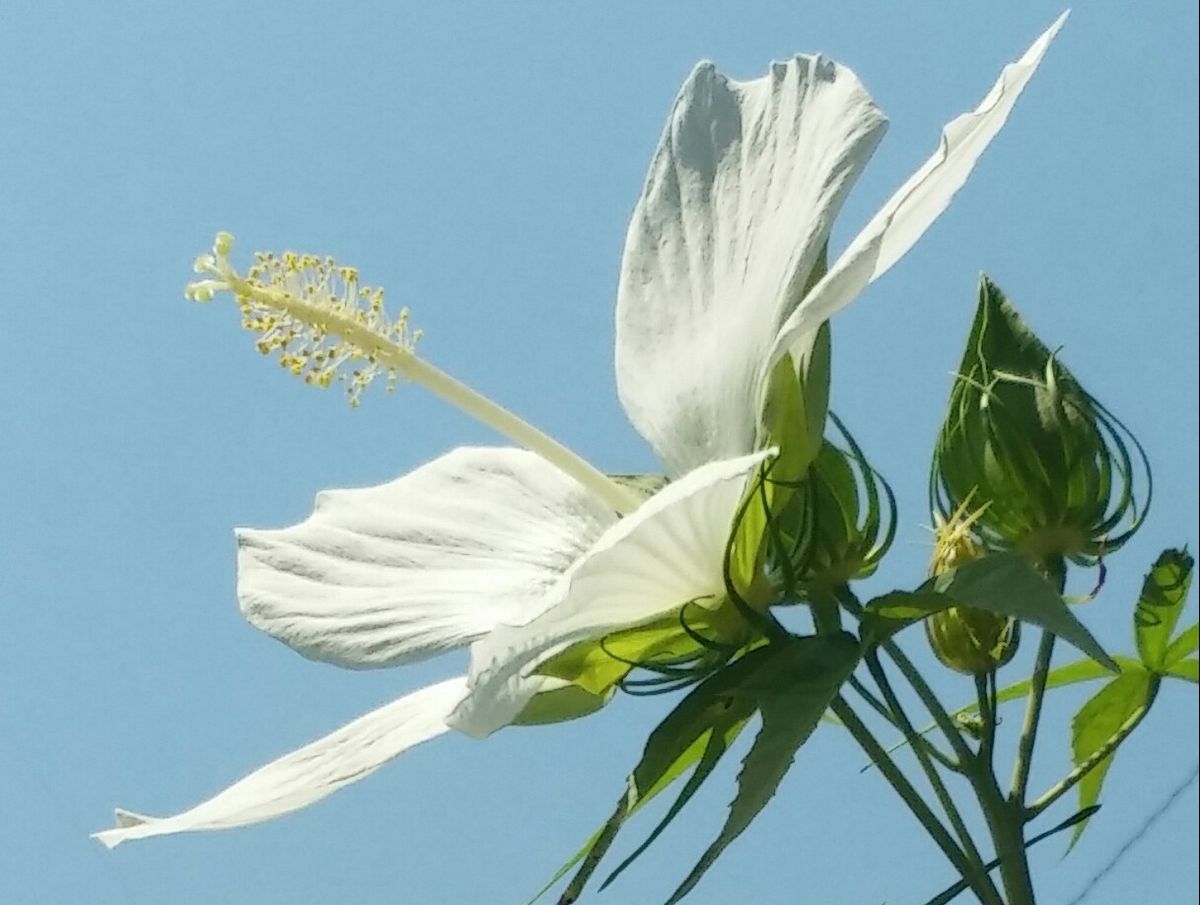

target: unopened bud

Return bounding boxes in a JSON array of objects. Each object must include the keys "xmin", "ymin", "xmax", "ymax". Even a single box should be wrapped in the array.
[
  {"xmin": 924, "ymin": 498, "xmax": 1021, "ymax": 675},
  {"xmin": 931, "ymin": 276, "xmax": 1149, "ymax": 567}
]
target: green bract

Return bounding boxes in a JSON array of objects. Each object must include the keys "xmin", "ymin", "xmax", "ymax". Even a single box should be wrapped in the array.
[
  {"xmin": 792, "ymin": 418, "xmax": 896, "ymax": 594},
  {"xmin": 931, "ymin": 276, "xmax": 1150, "ymax": 565}
]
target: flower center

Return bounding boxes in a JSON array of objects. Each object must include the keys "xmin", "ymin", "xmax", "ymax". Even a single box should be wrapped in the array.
[{"xmin": 189, "ymin": 233, "xmax": 417, "ymax": 405}]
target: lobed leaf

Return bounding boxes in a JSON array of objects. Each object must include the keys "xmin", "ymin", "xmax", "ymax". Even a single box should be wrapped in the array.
[
  {"xmin": 1134, "ymin": 548, "xmax": 1194, "ymax": 670},
  {"xmin": 665, "ymin": 633, "xmax": 861, "ymax": 903},
  {"xmin": 551, "ymin": 649, "xmax": 769, "ymax": 903},
  {"xmin": 1164, "ymin": 658, "xmax": 1198, "ymax": 684},
  {"xmin": 1068, "ymin": 671, "xmax": 1157, "ymax": 848},
  {"xmin": 1163, "ymin": 624, "xmax": 1198, "ymax": 667}
]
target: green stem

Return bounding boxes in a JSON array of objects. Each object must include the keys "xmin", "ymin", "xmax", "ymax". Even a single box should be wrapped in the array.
[
  {"xmin": 848, "ymin": 676, "xmax": 900, "ymax": 727},
  {"xmin": 835, "ymin": 587, "xmax": 976, "ymax": 767},
  {"xmin": 1008, "ymin": 556, "xmax": 1068, "ymax": 807},
  {"xmin": 986, "ymin": 558, "xmax": 1066, "ymax": 905},
  {"xmin": 971, "ymin": 669, "xmax": 1039, "ymax": 903},
  {"xmin": 924, "ymin": 806, "xmax": 1099, "ymax": 905},
  {"xmin": 975, "ymin": 672, "xmax": 997, "ymax": 774},
  {"xmin": 1009, "ymin": 630, "xmax": 1056, "ymax": 806},
  {"xmin": 866, "ymin": 654, "xmax": 1002, "ymax": 905},
  {"xmin": 885, "ymin": 640, "xmax": 977, "ymax": 767},
  {"xmin": 831, "ymin": 697, "xmax": 989, "ymax": 900},
  {"xmin": 977, "ymin": 772, "xmax": 1036, "ymax": 905},
  {"xmin": 849, "ymin": 676, "xmax": 960, "ymax": 773},
  {"xmin": 1027, "ymin": 678, "xmax": 1159, "ymax": 819}
]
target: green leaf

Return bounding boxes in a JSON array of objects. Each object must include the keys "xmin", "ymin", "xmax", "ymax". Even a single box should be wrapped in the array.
[
  {"xmin": 664, "ymin": 633, "xmax": 861, "ymax": 904},
  {"xmin": 598, "ymin": 715, "xmax": 744, "ymax": 891},
  {"xmin": 861, "ymin": 552, "xmax": 1116, "ymax": 670},
  {"xmin": 526, "ymin": 826, "xmax": 605, "ymax": 905},
  {"xmin": 1163, "ymin": 623, "xmax": 1199, "ymax": 667},
  {"xmin": 549, "ymin": 657, "xmax": 758, "ymax": 902},
  {"xmin": 530, "ymin": 720, "xmax": 751, "ymax": 905},
  {"xmin": 1134, "ymin": 548, "xmax": 1194, "ymax": 670},
  {"xmin": 550, "ymin": 647, "xmax": 773, "ymax": 903},
  {"xmin": 1164, "ymin": 657, "xmax": 1198, "ymax": 684},
  {"xmin": 545, "ymin": 636, "xmax": 862, "ymax": 904},
  {"xmin": 1068, "ymin": 671, "xmax": 1156, "ymax": 847},
  {"xmin": 990, "ymin": 656, "xmax": 1144, "ymax": 709}
]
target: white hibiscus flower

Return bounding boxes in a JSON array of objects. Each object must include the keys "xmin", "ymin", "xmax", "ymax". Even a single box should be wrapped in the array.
[{"xmin": 97, "ymin": 13, "xmax": 1065, "ymax": 848}]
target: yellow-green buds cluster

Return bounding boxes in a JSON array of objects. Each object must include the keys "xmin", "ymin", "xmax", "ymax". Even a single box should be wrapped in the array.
[
  {"xmin": 925, "ymin": 498, "xmax": 1021, "ymax": 675},
  {"xmin": 930, "ymin": 277, "xmax": 1149, "ymax": 567}
]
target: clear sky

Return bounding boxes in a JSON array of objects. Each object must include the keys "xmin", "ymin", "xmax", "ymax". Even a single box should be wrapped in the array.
[{"xmin": 1, "ymin": 3, "xmax": 1196, "ymax": 904}]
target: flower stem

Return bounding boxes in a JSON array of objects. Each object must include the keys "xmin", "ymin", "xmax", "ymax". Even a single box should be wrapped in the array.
[
  {"xmin": 1009, "ymin": 630, "xmax": 1056, "ymax": 808},
  {"xmin": 1008, "ymin": 557, "xmax": 1068, "ymax": 807},
  {"xmin": 836, "ymin": 586, "xmax": 973, "ymax": 768},
  {"xmin": 976, "ymin": 770, "xmax": 1037, "ymax": 905},
  {"xmin": 831, "ymin": 697, "xmax": 992, "ymax": 900},
  {"xmin": 865, "ymin": 654, "xmax": 1002, "ymax": 905},
  {"xmin": 975, "ymin": 672, "xmax": 997, "ymax": 774},
  {"xmin": 984, "ymin": 560, "xmax": 1066, "ymax": 905}
]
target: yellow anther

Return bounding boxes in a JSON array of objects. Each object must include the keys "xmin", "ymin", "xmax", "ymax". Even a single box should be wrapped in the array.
[
  {"xmin": 186, "ymin": 233, "xmax": 419, "ymax": 406},
  {"xmin": 929, "ymin": 492, "xmax": 991, "ymax": 577}
]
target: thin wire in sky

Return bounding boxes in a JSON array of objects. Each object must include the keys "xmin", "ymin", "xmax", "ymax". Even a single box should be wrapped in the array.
[{"xmin": 1066, "ymin": 764, "xmax": 1200, "ymax": 905}]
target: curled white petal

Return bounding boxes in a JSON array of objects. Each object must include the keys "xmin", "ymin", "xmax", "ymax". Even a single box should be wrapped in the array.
[
  {"xmin": 450, "ymin": 451, "xmax": 771, "ymax": 739},
  {"xmin": 237, "ymin": 447, "xmax": 616, "ymax": 669},
  {"xmin": 616, "ymin": 56, "xmax": 887, "ymax": 475},
  {"xmin": 93, "ymin": 677, "xmax": 468, "ymax": 848},
  {"xmin": 768, "ymin": 13, "xmax": 1068, "ymax": 369}
]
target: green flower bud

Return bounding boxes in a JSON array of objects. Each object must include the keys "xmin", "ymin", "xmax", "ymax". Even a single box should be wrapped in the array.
[
  {"xmin": 930, "ymin": 277, "xmax": 1150, "ymax": 566},
  {"xmin": 927, "ymin": 609, "xmax": 1021, "ymax": 675},
  {"xmin": 924, "ymin": 498, "xmax": 1021, "ymax": 675},
  {"xmin": 729, "ymin": 321, "xmax": 833, "ymax": 597},
  {"xmin": 757, "ymin": 414, "xmax": 896, "ymax": 597}
]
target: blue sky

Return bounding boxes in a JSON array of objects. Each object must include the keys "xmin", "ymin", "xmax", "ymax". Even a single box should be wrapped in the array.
[{"xmin": 1, "ymin": 2, "xmax": 1196, "ymax": 903}]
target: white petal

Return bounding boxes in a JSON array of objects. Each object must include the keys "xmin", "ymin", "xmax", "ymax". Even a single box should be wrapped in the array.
[
  {"xmin": 768, "ymin": 14, "xmax": 1068, "ymax": 367},
  {"xmin": 450, "ymin": 451, "xmax": 771, "ymax": 738},
  {"xmin": 93, "ymin": 677, "xmax": 467, "ymax": 848},
  {"xmin": 616, "ymin": 56, "xmax": 888, "ymax": 476},
  {"xmin": 237, "ymin": 447, "xmax": 616, "ymax": 669}
]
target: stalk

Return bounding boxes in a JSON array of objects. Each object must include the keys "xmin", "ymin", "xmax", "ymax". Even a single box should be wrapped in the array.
[{"xmin": 831, "ymin": 697, "xmax": 991, "ymax": 898}]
